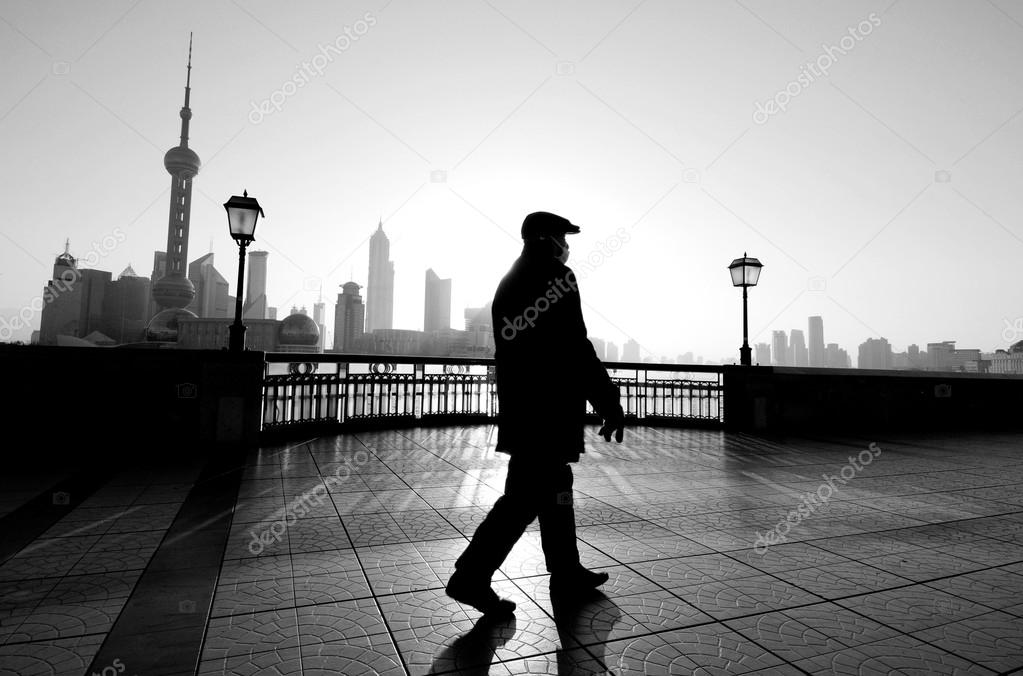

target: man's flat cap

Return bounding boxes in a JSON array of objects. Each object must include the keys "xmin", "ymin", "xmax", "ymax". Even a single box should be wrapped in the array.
[{"xmin": 521, "ymin": 211, "xmax": 581, "ymax": 240}]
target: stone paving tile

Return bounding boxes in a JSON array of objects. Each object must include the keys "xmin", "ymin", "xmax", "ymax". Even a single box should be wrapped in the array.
[
  {"xmin": 202, "ymin": 608, "xmax": 300, "ymax": 661},
  {"xmin": 197, "ymin": 645, "xmax": 303, "ymax": 675},
  {"xmin": 7, "ymin": 597, "xmax": 127, "ymax": 643},
  {"xmin": 218, "ymin": 554, "xmax": 294, "ymax": 585},
  {"xmin": 674, "ymin": 573, "xmax": 823, "ymax": 620},
  {"xmin": 0, "ymin": 634, "xmax": 105, "ymax": 676},
  {"xmin": 300, "ymin": 632, "xmax": 405, "ymax": 675},
  {"xmin": 794, "ymin": 633, "xmax": 997, "ymax": 675},
  {"xmin": 912, "ymin": 610, "xmax": 1023, "ymax": 672},
  {"xmin": 726, "ymin": 610, "xmax": 846, "ymax": 663},
  {"xmin": 295, "ymin": 597, "xmax": 388, "ymax": 646},
  {"xmin": 211, "ymin": 576, "xmax": 296, "ymax": 617},
  {"xmin": 834, "ymin": 586, "xmax": 994, "ymax": 633},
  {"xmin": 780, "ymin": 602, "xmax": 900, "ymax": 647},
  {"xmin": 604, "ymin": 623, "xmax": 785, "ymax": 674},
  {"xmin": 293, "ymin": 568, "xmax": 373, "ymax": 605},
  {"xmin": 924, "ymin": 567, "xmax": 1023, "ymax": 612}
]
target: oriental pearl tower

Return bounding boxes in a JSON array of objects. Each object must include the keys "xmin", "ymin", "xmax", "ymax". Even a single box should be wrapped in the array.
[{"xmin": 147, "ymin": 35, "xmax": 201, "ymax": 341}]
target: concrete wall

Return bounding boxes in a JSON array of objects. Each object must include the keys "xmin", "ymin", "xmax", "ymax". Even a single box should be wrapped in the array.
[
  {"xmin": 0, "ymin": 345, "xmax": 264, "ymax": 464},
  {"xmin": 724, "ymin": 365, "xmax": 1023, "ymax": 435}
]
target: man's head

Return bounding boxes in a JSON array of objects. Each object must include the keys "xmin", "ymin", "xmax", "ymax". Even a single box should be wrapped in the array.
[{"xmin": 521, "ymin": 211, "xmax": 580, "ymax": 264}]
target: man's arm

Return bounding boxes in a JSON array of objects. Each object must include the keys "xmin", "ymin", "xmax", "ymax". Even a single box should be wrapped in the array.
[{"xmin": 558, "ymin": 270, "xmax": 625, "ymax": 440}]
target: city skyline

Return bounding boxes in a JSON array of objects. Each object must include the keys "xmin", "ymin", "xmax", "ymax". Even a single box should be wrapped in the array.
[{"xmin": 2, "ymin": 2, "xmax": 1022, "ymax": 359}]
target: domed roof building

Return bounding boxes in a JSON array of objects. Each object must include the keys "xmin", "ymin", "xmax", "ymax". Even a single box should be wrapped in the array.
[
  {"xmin": 277, "ymin": 308, "xmax": 320, "ymax": 353},
  {"xmin": 145, "ymin": 307, "xmax": 198, "ymax": 343}
]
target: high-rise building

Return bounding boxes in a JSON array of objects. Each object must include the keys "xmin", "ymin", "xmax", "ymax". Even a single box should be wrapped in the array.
[
  {"xmin": 101, "ymin": 266, "xmax": 151, "ymax": 344},
  {"xmin": 808, "ymin": 316, "xmax": 825, "ymax": 367},
  {"xmin": 333, "ymin": 282, "xmax": 365, "ymax": 352},
  {"xmin": 187, "ymin": 253, "xmax": 231, "ymax": 318},
  {"xmin": 825, "ymin": 343, "xmax": 851, "ymax": 368},
  {"xmin": 790, "ymin": 330, "xmax": 808, "ymax": 366},
  {"xmin": 366, "ymin": 221, "xmax": 394, "ymax": 332},
  {"xmin": 243, "ymin": 250, "xmax": 269, "ymax": 320},
  {"xmin": 926, "ymin": 341, "xmax": 984, "ymax": 372},
  {"xmin": 463, "ymin": 303, "xmax": 494, "ymax": 357},
  {"xmin": 150, "ymin": 36, "xmax": 200, "ymax": 318},
  {"xmin": 590, "ymin": 337, "xmax": 606, "ymax": 361},
  {"xmin": 623, "ymin": 339, "xmax": 640, "ymax": 362},
  {"xmin": 858, "ymin": 337, "xmax": 893, "ymax": 369},
  {"xmin": 755, "ymin": 342, "xmax": 771, "ymax": 366},
  {"xmin": 424, "ymin": 268, "xmax": 451, "ymax": 332},
  {"xmin": 313, "ymin": 294, "xmax": 326, "ymax": 351},
  {"xmin": 771, "ymin": 330, "xmax": 789, "ymax": 366},
  {"xmin": 606, "ymin": 342, "xmax": 619, "ymax": 362},
  {"xmin": 38, "ymin": 242, "xmax": 111, "ymax": 344}
]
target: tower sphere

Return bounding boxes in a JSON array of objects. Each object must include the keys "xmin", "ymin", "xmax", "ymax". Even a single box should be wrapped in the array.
[
  {"xmin": 164, "ymin": 146, "xmax": 201, "ymax": 178},
  {"xmin": 151, "ymin": 274, "xmax": 196, "ymax": 309}
]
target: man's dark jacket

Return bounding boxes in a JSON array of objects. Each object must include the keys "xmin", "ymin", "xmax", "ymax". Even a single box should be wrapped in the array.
[{"xmin": 491, "ymin": 242, "xmax": 623, "ymax": 462}]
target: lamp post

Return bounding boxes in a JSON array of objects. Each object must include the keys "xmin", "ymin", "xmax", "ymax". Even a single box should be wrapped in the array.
[
  {"xmin": 728, "ymin": 252, "xmax": 763, "ymax": 366},
  {"xmin": 224, "ymin": 190, "xmax": 264, "ymax": 352}
]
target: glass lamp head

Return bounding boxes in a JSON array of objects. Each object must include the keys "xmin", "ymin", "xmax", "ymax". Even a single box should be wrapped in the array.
[{"xmin": 224, "ymin": 190, "xmax": 264, "ymax": 244}]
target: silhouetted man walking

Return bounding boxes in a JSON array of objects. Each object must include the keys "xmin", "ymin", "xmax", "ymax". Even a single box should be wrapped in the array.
[{"xmin": 446, "ymin": 211, "xmax": 626, "ymax": 615}]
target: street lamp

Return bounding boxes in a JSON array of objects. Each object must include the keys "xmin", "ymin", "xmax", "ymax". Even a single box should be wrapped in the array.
[
  {"xmin": 224, "ymin": 190, "xmax": 264, "ymax": 352},
  {"xmin": 728, "ymin": 252, "xmax": 763, "ymax": 366}
]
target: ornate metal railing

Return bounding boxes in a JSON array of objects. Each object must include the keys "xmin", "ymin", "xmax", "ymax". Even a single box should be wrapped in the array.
[{"xmin": 262, "ymin": 354, "xmax": 725, "ymax": 432}]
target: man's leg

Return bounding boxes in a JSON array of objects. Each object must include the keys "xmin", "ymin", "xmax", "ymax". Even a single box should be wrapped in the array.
[
  {"xmin": 540, "ymin": 461, "xmax": 610, "ymax": 594},
  {"xmin": 536, "ymin": 462, "xmax": 580, "ymax": 573},
  {"xmin": 453, "ymin": 455, "xmax": 539, "ymax": 578},
  {"xmin": 448, "ymin": 454, "xmax": 542, "ymax": 613}
]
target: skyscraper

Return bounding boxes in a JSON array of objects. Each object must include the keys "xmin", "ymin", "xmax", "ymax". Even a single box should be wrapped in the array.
[
  {"xmin": 790, "ymin": 329, "xmax": 808, "ymax": 366},
  {"xmin": 313, "ymin": 289, "xmax": 326, "ymax": 351},
  {"xmin": 826, "ymin": 343, "xmax": 851, "ymax": 368},
  {"xmin": 102, "ymin": 266, "xmax": 151, "ymax": 344},
  {"xmin": 333, "ymin": 282, "xmax": 365, "ymax": 352},
  {"xmin": 606, "ymin": 342, "xmax": 619, "ymax": 361},
  {"xmin": 590, "ymin": 337, "xmax": 606, "ymax": 361},
  {"xmin": 151, "ymin": 36, "xmax": 200, "ymax": 315},
  {"xmin": 772, "ymin": 330, "xmax": 789, "ymax": 366},
  {"xmin": 424, "ymin": 268, "xmax": 451, "ymax": 332},
  {"xmin": 808, "ymin": 316, "xmax": 825, "ymax": 367},
  {"xmin": 187, "ymin": 253, "xmax": 231, "ymax": 318},
  {"xmin": 755, "ymin": 342, "xmax": 771, "ymax": 366},
  {"xmin": 366, "ymin": 221, "xmax": 394, "ymax": 332},
  {"xmin": 38, "ymin": 242, "xmax": 110, "ymax": 344},
  {"xmin": 858, "ymin": 337, "xmax": 893, "ymax": 369},
  {"xmin": 623, "ymin": 339, "xmax": 640, "ymax": 362},
  {"xmin": 243, "ymin": 250, "xmax": 269, "ymax": 319}
]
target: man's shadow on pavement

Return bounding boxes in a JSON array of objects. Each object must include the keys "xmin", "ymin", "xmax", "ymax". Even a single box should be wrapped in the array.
[
  {"xmin": 428, "ymin": 590, "xmax": 622, "ymax": 675},
  {"xmin": 428, "ymin": 614, "xmax": 517, "ymax": 675}
]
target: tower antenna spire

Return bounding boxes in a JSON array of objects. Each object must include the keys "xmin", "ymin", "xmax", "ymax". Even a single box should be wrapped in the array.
[
  {"xmin": 185, "ymin": 32, "xmax": 192, "ymax": 99},
  {"xmin": 179, "ymin": 32, "xmax": 193, "ymax": 147}
]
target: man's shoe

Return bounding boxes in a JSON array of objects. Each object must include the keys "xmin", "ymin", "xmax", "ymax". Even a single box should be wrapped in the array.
[
  {"xmin": 446, "ymin": 571, "xmax": 516, "ymax": 616},
  {"xmin": 549, "ymin": 566, "xmax": 610, "ymax": 596}
]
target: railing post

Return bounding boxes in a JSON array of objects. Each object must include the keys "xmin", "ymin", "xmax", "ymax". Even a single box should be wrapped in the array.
[{"xmin": 414, "ymin": 362, "xmax": 424, "ymax": 419}]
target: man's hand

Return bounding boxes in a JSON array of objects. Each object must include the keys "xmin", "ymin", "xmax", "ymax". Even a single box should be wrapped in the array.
[{"xmin": 599, "ymin": 409, "xmax": 625, "ymax": 443}]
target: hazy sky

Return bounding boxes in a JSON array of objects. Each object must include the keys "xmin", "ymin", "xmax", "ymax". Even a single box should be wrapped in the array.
[{"xmin": 2, "ymin": 0, "xmax": 1021, "ymax": 360}]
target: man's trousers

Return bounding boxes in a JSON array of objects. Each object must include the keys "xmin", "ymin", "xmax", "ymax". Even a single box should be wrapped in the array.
[{"xmin": 454, "ymin": 454, "xmax": 580, "ymax": 578}]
